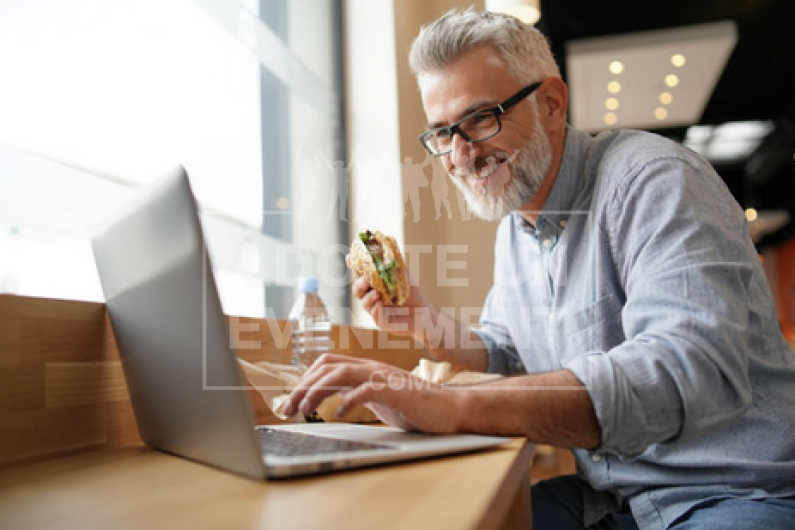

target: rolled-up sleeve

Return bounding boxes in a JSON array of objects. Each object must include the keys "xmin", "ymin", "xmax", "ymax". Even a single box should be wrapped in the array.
[{"xmin": 567, "ymin": 154, "xmax": 756, "ymax": 457}]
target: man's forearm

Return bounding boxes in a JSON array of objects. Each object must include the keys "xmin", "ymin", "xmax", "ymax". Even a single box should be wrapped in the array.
[
  {"xmin": 454, "ymin": 369, "xmax": 601, "ymax": 449},
  {"xmin": 417, "ymin": 305, "xmax": 489, "ymax": 373}
]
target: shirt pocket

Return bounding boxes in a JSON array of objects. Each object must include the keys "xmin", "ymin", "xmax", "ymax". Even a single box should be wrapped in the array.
[{"xmin": 552, "ymin": 293, "xmax": 625, "ymax": 365}]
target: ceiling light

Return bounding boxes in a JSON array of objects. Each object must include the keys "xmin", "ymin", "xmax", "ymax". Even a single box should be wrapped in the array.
[
  {"xmin": 714, "ymin": 121, "xmax": 775, "ymax": 140},
  {"xmin": 607, "ymin": 81, "xmax": 622, "ymax": 94},
  {"xmin": 485, "ymin": 0, "xmax": 541, "ymax": 25},
  {"xmin": 671, "ymin": 54, "xmax": 686, "ymax": 68},
  {"xmin": 686, "ymin": 125, "xmax": 714, "ymax": 143},
  {"xmin": 605, "ymin": 97, "xmax": 620, "ymax": 110},
  {"xmin": 684, "ymin": 120, "xmax": 774, "ymax": 163},
  {"xmin": 609, "ymin": 61, "xmax": 625, "ymax": 75},
  {"xmin": 664, "ymin": 74, "xmax": 680, "ymax": 88},
  {"xmin": 567, "ymin": 21, "xmax": 737, "ymax": 131},
  {"xmin": 659, "ymin": 92, "xmax": 673, "ymax": 105},
  {"xmin": 604, "ymin": 113, "xmax": 618, "ymax": 125},
  {"xmin": 654, "ymin": 107, "xmax": 668, "ymax": 120}
]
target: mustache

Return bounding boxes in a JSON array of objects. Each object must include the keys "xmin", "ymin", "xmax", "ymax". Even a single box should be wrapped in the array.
[{"xmin": 450, "ymin": 149, "xmax": 521, "ymax": 180}]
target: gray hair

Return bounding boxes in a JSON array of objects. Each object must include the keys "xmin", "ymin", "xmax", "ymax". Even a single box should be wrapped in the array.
[{"xmin": 408, "ymin": 7, "xmax": 560, "ymax": 87}]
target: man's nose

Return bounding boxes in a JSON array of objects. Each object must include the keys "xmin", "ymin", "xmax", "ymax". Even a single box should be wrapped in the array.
[{"xmin": 448, "ymin": 133, "xmax": 482, "ymax": 169}]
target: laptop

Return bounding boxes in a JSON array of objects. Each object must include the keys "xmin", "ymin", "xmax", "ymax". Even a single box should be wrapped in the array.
[{"xmin": 91, "ymin": 166, "xmax": 510, "ymax": 479}]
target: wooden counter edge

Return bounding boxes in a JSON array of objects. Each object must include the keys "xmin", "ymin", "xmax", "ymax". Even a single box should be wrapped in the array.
[
  {"xmin": 0, "ymin": 440, "xmax": 536, "ymax": 530},
  {"xmin": 478, "ymin": 439, "xmax": 536, "ymax": 530}
]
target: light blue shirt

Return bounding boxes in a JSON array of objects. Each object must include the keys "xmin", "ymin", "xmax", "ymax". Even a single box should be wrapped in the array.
[{"xmin": 477, "ymin": 127, "xmax": 795, "ymax": 529}]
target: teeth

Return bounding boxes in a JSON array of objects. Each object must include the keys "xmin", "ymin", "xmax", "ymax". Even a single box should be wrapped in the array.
[
  {"xmin": 476, "ymin": 162, "xmax": 501, "ymax": 180},
  {"xmin": 453, "ymin": 159, "xmax": 504, "ymax": 181}
]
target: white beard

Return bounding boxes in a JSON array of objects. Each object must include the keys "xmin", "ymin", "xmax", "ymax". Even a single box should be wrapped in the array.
[{"xmin": 450, "ymin": 117, "xmax": 552, "ymax": 222}]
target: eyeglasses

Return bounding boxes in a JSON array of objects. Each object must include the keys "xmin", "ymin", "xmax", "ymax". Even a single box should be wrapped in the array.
[{"xmin": 418, "ymin": 81, "xmax": 542, "ymax": 157}]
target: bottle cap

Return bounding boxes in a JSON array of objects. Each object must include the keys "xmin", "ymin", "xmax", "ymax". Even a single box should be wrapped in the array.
[{"xmin": 297, "ymin": 277, "xmax": 319, "ymax": 293}]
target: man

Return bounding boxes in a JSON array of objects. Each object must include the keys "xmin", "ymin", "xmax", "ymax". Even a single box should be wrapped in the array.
[{"xmin": 284, "ymin": 8, "xmax": 795, "ymax": 529}]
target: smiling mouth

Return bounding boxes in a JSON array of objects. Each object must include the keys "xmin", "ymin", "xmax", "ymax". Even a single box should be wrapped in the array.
[
  {"xmin": 470, "ymin": 159, "xmax": 507, "ymax": 183},
  {"xmin": 453, "ymin": 150, "xmax": 518, "ymax": 183}
]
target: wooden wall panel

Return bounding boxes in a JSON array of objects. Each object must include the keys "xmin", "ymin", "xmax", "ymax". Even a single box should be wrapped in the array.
[
  {"xmin": 0, "ymin": 317, "xmax": 20, "ymax": 366},
  {"xmin": 0, "ymin": 297, "xmax": 127, "ymax": 467},
  {"xmin": 105, "ymin": 400, "xmax": 142, "ymax": 447},
  {"xmin": 0, "ymin": 406, "xmax": 107, "ymax": 467},
  {"xmin": 44, "ymin": 362, "xmax": 129, "ymax": 409},
  {"xmin": 0, "ymin": 365, "xmax": 44, "ymax": 413}
]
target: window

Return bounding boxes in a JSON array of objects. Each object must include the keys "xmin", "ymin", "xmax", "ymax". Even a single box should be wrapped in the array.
[{"xmin": 0, "ymin": 0, "xmax": 348, "ymax": 320}]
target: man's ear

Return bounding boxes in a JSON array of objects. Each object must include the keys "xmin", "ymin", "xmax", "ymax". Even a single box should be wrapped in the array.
[{"xmin": 538, "ymin": 77, "xmax": 568, "ymax": 134}]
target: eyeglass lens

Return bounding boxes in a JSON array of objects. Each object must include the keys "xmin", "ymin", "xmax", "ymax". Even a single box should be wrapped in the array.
[{"xmin": 427, "ymin": 111, "xmax": 500, "ymax": 154}]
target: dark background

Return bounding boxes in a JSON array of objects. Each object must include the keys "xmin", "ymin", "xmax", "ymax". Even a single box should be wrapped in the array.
[{"xmin": 536, "ymin": 0, "xmax": 795, "ymax": 247}]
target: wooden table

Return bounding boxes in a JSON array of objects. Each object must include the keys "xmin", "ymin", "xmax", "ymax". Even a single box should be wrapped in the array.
[
  {"xmin": 0, "ymin": 440, "xmax": 534, "ymax": 530},
  {"xmin": 0, "ymin": 295, "xmax": 535, "ymax": 529}
]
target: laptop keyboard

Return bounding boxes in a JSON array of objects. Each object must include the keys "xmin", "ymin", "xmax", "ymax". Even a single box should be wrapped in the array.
[{"xmin": 256, "ymin": 427, "xmax": 393, "ymax": 457}]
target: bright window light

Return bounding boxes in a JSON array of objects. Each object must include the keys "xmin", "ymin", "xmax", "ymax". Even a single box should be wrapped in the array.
[{"xmin": 0, "ymin": 0, "xmax": 346, "ymax": 318}]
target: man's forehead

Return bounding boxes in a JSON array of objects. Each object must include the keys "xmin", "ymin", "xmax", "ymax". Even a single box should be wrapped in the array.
[
  {"xmin": 419, "ymin": 46, "xmax": 507, "ymax": 85},
  {"xmin": 418, "ymin": 48, "xmax": 514, "ymax": 124}
]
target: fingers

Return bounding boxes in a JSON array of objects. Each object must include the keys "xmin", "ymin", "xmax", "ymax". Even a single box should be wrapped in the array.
[
  {"xmin": 283, "ymin": 365, "xmax": 339, "ymax": 416},
  {"xmin": 295, "ymin": 368, "xmax": 357, "ymax": 415},
  {"xmin": 352, "ymin": 277, "xmax": 385, "ymax": 315},
  {"xmin": 284, "ymin": 356, "xmax": 380, "ymax": 416},
  {"xmin": 362, "ymin": 289, "xmax": 384, "ymax": 314},
  {"xmin": 352, "ymin": 277, "xmax": 372, "ymax": 300},
  {"xmin": 351, "ymin": 275, "xmax": 384, "ymax": 315},
  {"xmin": 290, "ymin": 355, "xmax": 361, "ymax": 401},
  {"xmin": 308, "ymin": 352, "xmax": 365, "ymax": 368},
  {"xmin": 333, "ymin": 374, "xmax": 437, "ymax": 432},
  {"xmin": 283, "ymin": 356, "xmax": 453, "ymax": 433},
  {"xmin": 335, "ymin": 381, "xmax": 395, "ymax": 419}
]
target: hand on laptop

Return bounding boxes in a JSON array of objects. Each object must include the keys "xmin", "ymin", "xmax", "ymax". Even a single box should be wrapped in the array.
[{"xmin": 283, "ymin": 353, "xmax": 466, "ymax": 434}]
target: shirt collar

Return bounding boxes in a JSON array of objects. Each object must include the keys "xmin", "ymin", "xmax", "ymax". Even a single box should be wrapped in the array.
[{"xmin": 512, "ymin": 127, "xmax": 591, "ymax": 240}]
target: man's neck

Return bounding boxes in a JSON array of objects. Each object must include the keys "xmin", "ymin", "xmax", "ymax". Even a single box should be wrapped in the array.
[{"xmin": 518, "ymin": 129, "xmax": 567, "ymax": 227}]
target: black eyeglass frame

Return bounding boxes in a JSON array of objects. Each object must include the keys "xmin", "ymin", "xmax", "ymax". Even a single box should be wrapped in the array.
[{"xmin": 418, "ymin": 81, "xmax": 543, "ymax": 156}]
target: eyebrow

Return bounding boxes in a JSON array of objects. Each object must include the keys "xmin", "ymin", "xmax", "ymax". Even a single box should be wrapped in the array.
[{"xmin": 426, "ymin": 98, "xmax": 500, "ymax": 130}]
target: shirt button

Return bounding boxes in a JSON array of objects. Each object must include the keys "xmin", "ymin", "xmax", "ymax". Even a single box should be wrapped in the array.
[
  {"xmin": 543, "ymin": 239, "xmax": 553, "ymax": 249},
  {"xmin": 591, "ymin": 452, "xmax": 603, "ymax": 462}
]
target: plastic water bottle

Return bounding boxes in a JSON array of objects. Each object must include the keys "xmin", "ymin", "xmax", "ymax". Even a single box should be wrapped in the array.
[{"xmin": 288, "ymin": 277, "xmax": 333, "ymax": 370}]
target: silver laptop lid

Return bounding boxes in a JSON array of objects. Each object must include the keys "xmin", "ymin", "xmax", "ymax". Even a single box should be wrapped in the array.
[{"xmin": 92, "ymin": 166, "xmax": 266, "ymax": 480}]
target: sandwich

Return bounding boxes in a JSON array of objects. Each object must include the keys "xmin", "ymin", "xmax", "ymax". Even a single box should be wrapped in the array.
[{"xmin": 350, "ymin": 230, "xmax": 409, "ymax": 306}]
